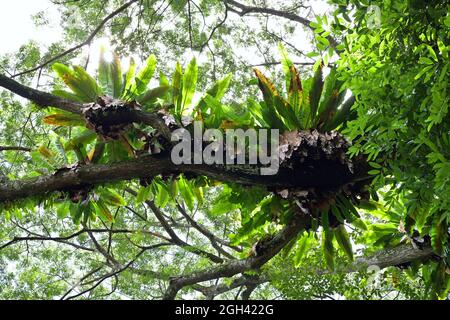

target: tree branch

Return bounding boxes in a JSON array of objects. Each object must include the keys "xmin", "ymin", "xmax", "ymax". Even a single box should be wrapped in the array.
[
  {"xmin": 0, "ymin": 74, "xmax": 83, "ymax": 114},
  {"xmin": 224, "ymin": 0, "xmax": 340, "ymax": 50},
  {"xmin": 0, "ymin": 146, "xmax": 32, "ymax": 152},
  {"xmin": 12, "ymin": 0, "xmax": 140, "ymax": 78},
  {"xmin": 163, "ymin": 213, "xmax": 310, "ymax": 299}
]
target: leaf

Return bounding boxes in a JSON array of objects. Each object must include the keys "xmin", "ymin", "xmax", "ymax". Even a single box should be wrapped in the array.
[
  {"xmin": 88, "ymin": 141, "xmax": 105, "ymax": 164},
  {"xmin": 430, "ymin": 214, "xmax": 445, "ymax": 255},
  {"xmin": 207, "ymin": 73, "xmax": 232, "ymax": 101},
  {"xmin": 247, "ymin": 98, "xmax": 269, "ymax": 127},
  {"xmin": 136, "ymin": 186, "xmax": 151, "ymax": 204},
  {"xmin": 122, "ymin": 57, "xmax": 137, "ymax": 98},
  {"xmin": 43, "ymin": 113, "xmax": 85, "ymax": 127},
  {"xmin": 293, "ymin": 232, "xmax": 312, "ymax": 267},
  {"xmin": 154, "ymin": 182, "xmax": 170, "ymax": 208},
  {"xmin": 99, "ymin": 188, "xmax": 126, "ymax": 207},
  {"xmin": 133, "ymin": 54, "xmax": 157, "ymax": 96},
  {"xmin": 273, "ymin": 92, "xmax": 300, "ymax": 130},
  {"xmin": 181, "ymin": 57, "xmax": 198, "ymax": 112},
  {"xmin": 52, "ymin": 89, "xmax": 84, "ymax": 102},
  {"xmin": 253, "ymin": 68, "xmax": 279, "ymax": 104},
  {"xmin": 65, "ymin": 130, "xmax": 97, "ymax": 150},
  {"xmin": 322, "ymin": 228, "xmax": 335, "ymax": 270},
  {"xmin": 253, "ymin": 69, "xmax": 287, "ymax": 130},
  {"xmin": 309, "ymin": 60, "xmax": 324, "ymax": 124},
  {"xmin": 322, "ymin": 95, "xmax": 356, "ymax": 131},
  {"xmin": 316, "ymin": 68, "xmax": 346, "ymax": 129},
  {"xmin": 288, "ymin": 65, "xmax": 303, "ymax": 121},
  {"xmin": 56, "ymin": 202, "xmax": 70, "ymax": 219},
  {"xmin": 98, "ymin": 46, "xmax": 113, "ymax": 96},
  {"xmin": 110, "ymin": 52, "xmax": 123, "ymax": 98},
  {"xmin": 172, "ymin": 62, "xmax": 183, "ymax": 116},
  {"xmin": 38, "ymin": 146, "xmax": 54, "ymax": 159},
  {"xmin": 178, "ymin": 176, "xmax": 195, "ymax": 211},
  {"xmin": 171, "ymin": 0, "xmax": 188, "ymax": 13},
  {"xmin": 94, "ymin": 199, "xmax": 113, "ymax": 222},
  {"xmin": 136, "ymin": 86, "xmax": 170, "ymax": 106},
  {"xmin": 334, "ymin": 225, "xmax": 354, "ymax": 261},
  {"xmin": 72, "ymin": 65, "xmax": 101, "ymax": 100},
  {"xmin": 419, "ymin": 57, "xmax": 434, "ymax": 65},
  {"xmin": 193, "ymin": 187, "xmax": 204, "ymax": 206},
  {"xmin": 278, "ymin": 42, "xmax": 293, "ymax": 93},
  {"xmin": 351, "ymin": 218, "xmax": 368, "ymax": 230}
]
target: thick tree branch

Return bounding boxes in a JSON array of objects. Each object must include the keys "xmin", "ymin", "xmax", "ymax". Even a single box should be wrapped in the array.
[
  {"xmin": 0, "ymin": 75, "xmax": 172, "ymax": 140},
  {"xmin": 346, "ymin": 243, "xmax": 434, "ymax": 272},
  {"xmin": 0, "ymin": 150, "xmax": 367, "ymax": 204},
  {"xmin": 0, "ymin": 74, "xmax": 83, "ymax": 114},
  {"xmin": 163, "ymin": 213, "xmax": 310, "ymax": 299}
]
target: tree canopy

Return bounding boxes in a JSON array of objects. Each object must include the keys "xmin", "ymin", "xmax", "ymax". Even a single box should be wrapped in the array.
[{"xmin": 0, "ymin": 0, "xmax": 449, "ymax": 300}]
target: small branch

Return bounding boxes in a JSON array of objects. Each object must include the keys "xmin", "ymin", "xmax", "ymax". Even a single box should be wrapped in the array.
[
  {"xmin": 0, "ymin": 146, "xmax": 32, "ymax": 152},
  {"xmin": 12, "ymin": 0, "xmax": 139, "ymax": 78},
  {"xmin": 224, "ymin": 0, "xmax": 340, "ymax": 50},
  {"xmin": 163, "ymin": 213, "xmax": 309, "ymax": 299}
]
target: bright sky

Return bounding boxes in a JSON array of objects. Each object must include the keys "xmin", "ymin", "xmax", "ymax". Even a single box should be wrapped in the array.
[{"xmin": 0, "ymin": 0, "xmax": 62, "ymax": 55}]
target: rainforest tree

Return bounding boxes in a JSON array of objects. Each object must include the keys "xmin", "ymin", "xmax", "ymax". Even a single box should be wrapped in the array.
[{"xmin": 0, "ymin": 0, "xmax": 448, "ymax": 300}]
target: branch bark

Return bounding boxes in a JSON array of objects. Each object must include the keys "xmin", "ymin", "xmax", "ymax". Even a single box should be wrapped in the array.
[
  {"xmin": 163, "ymin": 213, "xmax": 310, "ymax": 299},
  {"xmin": 0, "ymin": 74, "xmax": 83, "ymax": 114}
]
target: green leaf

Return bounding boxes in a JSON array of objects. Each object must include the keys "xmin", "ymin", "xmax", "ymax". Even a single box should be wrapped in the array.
[
  {"xmin": 181, "ymin": 57, "xmax": 198, "ymax": 112},
  {"xmin": 272, "ymin": 95, "xmax": 299, "ymax": 130},
  {"xmin": 430, "ymin": 214, "xmax": 445, "ymax": 255},
  {"xmin": 288, "ymin": 65, "xmax": 303, "ymax": 123},
  {"xmin": 56, "ymin": 202, "xmax": 70, "ymax": 219},
  {"xmin": 321, "ymin": 95, "xmax": 356, "ymax": 131},
  {"xmin": 172, "ymin": 62, "xmax": 183, "ymax": 116},
  {"xmin": 43, "ymin": 113, "xmax": 85, "ymax": 127},
  {"xmin": 52, "ymin": 89, "xmax": 84, "ymax": 102},
  {"xmin": 136, "ymin": 86, "xmax": 170, "ymax": 106},
  {"xmin": 209, "ymin": 73, "xmax": 232, "ymax": 101},
  {"xmin": 65, "ymin": 130, "xmax": 97, "ymax": 150},
  {"xmin": 322, "ymin": 229, "xmax": 335, "ymax": 270},
  {"xmin": 171, "ymin": 0, "xmax": 188, "ymax": 13},
  {"xmin": 93, "ymin": 199, "xmax": 114, "ymax": 222},
  {"xmin": 334, "ymin": 225, "xmax": 354, "ymax": 261},
  {"xmin": 110, "ymin": 53, "xmax": 123, "ymax": 98},
  {"xmin": 178, "ymin": 176, "xmax": 195, "ymax": 211},
  {"xmin": 132, "ymin": 54, "xmax": 157, "ymax": 96},
  {"xmin": 136, "ymin": 186, "xmax": 151, "ymax": 204},
  {"xmin": 53, "ymin": 63, "xmax": 99, "ymax": 102},
  {"xmin": 278, "ymin": 42, "xmax": 293, "ymax": 93},
  {"xmin": 309, "ymin": 60, "xmax": 324, "ymax": 124},
  {"xmin": 88, "ymin": 141, "xmax": 105, "ymax": 164},
  {"xmin": 122, "ymin": 57, "xmax": 137, "ymax": 99},
  {"xmin": 98, "ymin": 46, "xmax": 113, "ymax": 96},
  {"xmin": 154, "ymin": 182, "xmax": 170, "ymax": 208},
  {"xmin": 293, "ymin": 232, "xmax": 312, "ymax": 267},
  {"xmin": 73, "ymin": 65, "xmax": 101, "ymax": 98},
  {"xmin": 99, "ymin": 188, "xmax": 126, "ymax": 207},
  {"xmin": 419, "ymin": 57, "xmax": 433, "ymax": 65}
]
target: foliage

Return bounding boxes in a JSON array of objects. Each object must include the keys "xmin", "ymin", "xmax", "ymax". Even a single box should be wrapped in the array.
[{"xmin": 0, "ymin": 0, "xmax": 449, "ymax": 300}]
